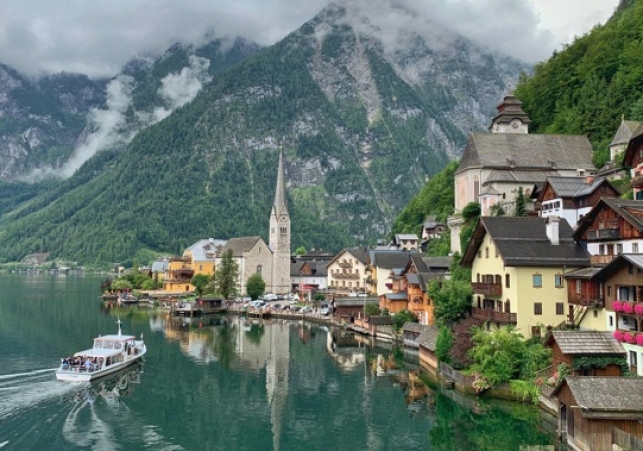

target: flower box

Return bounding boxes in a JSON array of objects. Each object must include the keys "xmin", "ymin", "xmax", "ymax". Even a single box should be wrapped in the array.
[
  {"xmin": 636, "ymin": 334, "xmax": 643, "ymax": 346},
  {"xmin": 613, "ymin": 300, "xmax": 623, "ymax": 312},
  {"xmin": 613, "ymin": 330, "xmax": 625, "ymax": 342},
  {"xmin": 623, "ymin": 302, "xmax": 635, "ymax": 314},
  {"xmin": 635, "ymin": 304, "xmax": 643, "ymax": 316},
  {"xmin": 624, "ymin": 332, "xmax": 637, "ymax": 344}
]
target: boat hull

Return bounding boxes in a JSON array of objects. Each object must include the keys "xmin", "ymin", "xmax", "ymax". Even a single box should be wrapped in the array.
[{"xmin": 56, "ymin": 347, "xmax": 146, "ymax": 382}]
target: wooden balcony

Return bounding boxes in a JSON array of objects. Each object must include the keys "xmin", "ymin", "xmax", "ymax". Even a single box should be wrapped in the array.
[
  {"xmin": 471, "ymin": 307, "xmax": 517, "ymax": 324},
  {"xmin": 587, "ymin": 228, "xmax": 620, "ymax": 240},
  {"xmin": 590, "ymin": 255, "xmax": 615, "ymax": 265},
  {"xmin": 568, "ymin": 296, "xmax": 604, "ymax": 308},
  {"xmin": 472, "ymin": 282, "xmax": 502, "ymax": 297},
  {"xmin": 338, "ymin": 261, "xmax": 353, "ymax": 269},
  {"xmin": 334, "ymin": 273, "xmax": 360, "ymax": 279}
]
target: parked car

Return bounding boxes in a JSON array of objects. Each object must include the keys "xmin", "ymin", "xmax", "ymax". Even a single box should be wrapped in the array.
[{"xmin": 320, "ymin": 307, "xmax": 330, "ymax": 316}]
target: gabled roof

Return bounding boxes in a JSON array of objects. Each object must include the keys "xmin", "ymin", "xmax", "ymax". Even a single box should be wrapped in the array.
[
  {"xmin": 186, "ymin": 238, "xmax": 227, "ymax": 262},
  {"xmin": 484, "ymin": 169, "xmax": 559, "ymax": 185},
  {"xmin": 457, "ymin": 133, "xmax": 594, "ymax": 173},
  {"xmin": 290, "ymin": 261, "xmax": 307, "ymax": 277},
  {"xmin": 546, "ymin": 331, "xmax": 625, "ymax": 356},
  {"xmin": 563, "ymin": 267, "xmax": 602, "ymax": 280},
  {"xmin": 423, "ymin": 216, "xmax": 444, "ymax": 229},
  {"xmin": 327, "ymin": 247, "xmax": 370, "ymax": 267},
  {"xmin": 489, "ymin": 94, "xmax": 532, "ymax": 128},
  {"xmin": 623, "ymin": 122, "xmax": 643, "ymax": 166},
  {"xmin": 416, "ymin": 326, "xmax": 440, "ymax": 352},
  {"xmin": 395, "ymin": 234, "xmax": 419, "ymax": 242},
  {"xmin": 539, "ymin": 176, "xmax": 617, "ymax": 200},
  {"xmin": 402, "ymin": 322, "xmax": 429, "ymax": 334},
  {"xmin": 611, "ymin": 119, "xmax": 642, "ymax": 147},
  {"xmin": 370, "ymin": 250, "xmax": 413, "ymax": 270},
  {"xmin": 219, "ymin": 237, "xmax": 264, "ymax": 257},
  {"xmin": 593, "ymin": 254, "xmax": 643, "ymax": 281},
  {"xmin": 462, "ymin": 217, "xmax": 590, "ymax": 268},
  {"xmin": 574, "ymin": 198, "xmax": 643, "ymax": 240},
  {"xmin": 384, "ymin": 292, "xmax": 408, "ymax": 301},
  {"xmin": 552, "ymin": 377, "xmax": 643, "ymax": 418},
  {"xmin": 334, "ymin": 298, "xmax": 378, "ymax": 307}
]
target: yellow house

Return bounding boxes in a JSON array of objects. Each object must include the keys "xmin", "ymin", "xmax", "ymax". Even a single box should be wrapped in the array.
[
  {"xmin": 327, "ymin": 248, "xmax": 369, "ymax": 296},
  {"xmin": 163, "ymin": 238, "xmax": 226, "ymax": 293},
  {"xmin": 461, "ymin": 216, "xmax": 590, "ymax": 338},
  {"xmin": 367, "ymin": 250, "xmax": 414, "ymax": 296}
]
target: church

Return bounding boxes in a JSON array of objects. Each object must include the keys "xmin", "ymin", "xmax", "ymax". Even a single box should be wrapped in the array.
[{"xmin": 163, "ymin": 152, "xmax": 291, "ymax": 295}]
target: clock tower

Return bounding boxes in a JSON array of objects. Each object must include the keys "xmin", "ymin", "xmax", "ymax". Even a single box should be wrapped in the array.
[
  {"xmin": 489, "ymin": 92, "xmax": 531, "ymax": 134},
  {"xmin": 269, "ymin": 151, "xmax": 291, "ymax": 294}
]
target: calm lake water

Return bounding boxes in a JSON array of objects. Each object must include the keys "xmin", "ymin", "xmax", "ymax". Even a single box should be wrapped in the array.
[{"xmin": 0, "ymin": 273, "xmax": 561, "ymax": 451}]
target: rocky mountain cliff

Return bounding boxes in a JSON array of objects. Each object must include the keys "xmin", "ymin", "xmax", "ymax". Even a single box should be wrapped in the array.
[{"xmin": 0, "ymin": 4, "xmax": 528, "ymax": 266}]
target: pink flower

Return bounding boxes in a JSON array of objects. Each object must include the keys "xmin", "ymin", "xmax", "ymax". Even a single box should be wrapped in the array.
[
  {"xmin": 625, "ymin": 332, "xmax": 636, "ymax": 344},
  {"xmin": 636, "ymin": 334, "xmax": 643, "ymax": 346},
  {"xmin": 613, "ymin": 330, "xmax": 625, "ymax": 342},
  {"xmin": 613, "ymin": 300, "xmax": 623, "ymax": 312},
  {"xmin": 624, "ymin": 302, "xmax": 635, "ymax": 314},
  {"xmin": 635, "ymin": 304, "xmax": 643, "ymax": 316}
]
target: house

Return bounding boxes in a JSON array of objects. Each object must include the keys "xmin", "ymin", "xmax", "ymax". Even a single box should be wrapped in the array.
[
  {"xmin": 623, "ymin": 122, "xmax": 643, "ymax": 200},
  {"xmin": 392, "ymin": 234, "xmax": 420, "ymax": 251},
  {"xmin": 417, "ymin": 326, "xmax": 440, "ymax": 372},
  {"xmin": 535, "ymin": 176, "xmax": 619, "ymax": 228},
  {"xmin": 354, "ymin": 315, "xmax": 394, "ymax": 339},
  {"xmin": 573, "ymin": 198, "xmax": 643, "ymax": 265},
  {"xmin": 218, "ymin": 236, "xmax": 273, "ymax": 296},
  {"xmin": 163, "ymin": 238, "xmax": 227, "ymax": 292},
  {"xmin": 449, "ymin": 93, "xmax": 595, "ymax": 253},
  {"xmin": 402, "ymin": 322, "xmax": 431, "ymax": 348},
  {"xmin": 421, "ymin": 216, "xmax": 447, "ymax": 252},
  {"xmin": 596, "ymin": 118, "xmax": 639, "ymax": 181},
  {"xmin": 366, "ymin": 250, "xmax": 414, "ymax": 296},
  {"xmin": 552, "ymin": 377, "xmax": 643, "ymax": 451},
  {"xmin": 326, "ymin": 247, "xmax": 369, "ymax": 296},
  {"xmin": 379, "ymin": 292, "xmax": 409, "ymax": 315},
  {"xmin": 151, "ymin": 257, "xmax": 170, "ymax": 282},
  {"xmin": 333, "ymin": 297, "xmax": 378, "ymax": 323},
  {"xmin": 544, "ymin": 331, "xmax": 626, "ymax": 377},
  {"xmin": 563, "ymin": 267, "xmax": 605, "ymax": 330},
  {"xmin": 461, "ymin": 216, "xmax": 590, "ymax": 338},
  {"xmin": 290, "ymin": 260, "xmax": 328, "ymax": 293},
  {"xmin": 404, "ymin": 255, "xmax": 451, "ymax": 326}
]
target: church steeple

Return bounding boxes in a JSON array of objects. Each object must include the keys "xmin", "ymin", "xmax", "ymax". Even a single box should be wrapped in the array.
[
  {"xmin": 490, "ymin": 91, "xmax": 531, "ymax": 134},
  {"xmin": 269, "ymin": 151, "xmax": 290, "ymax": 294}
]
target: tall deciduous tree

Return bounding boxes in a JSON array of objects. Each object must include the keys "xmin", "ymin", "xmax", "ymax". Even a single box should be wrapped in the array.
[
  {"xmin": 215, "ymin": 249, "xmax": 239, "ymax": 299},
  {"xmin": 246, "ymin": 273, "xmax": 266, "ymax": 300},
  {"xmin": 190, "ymin": 274, "xmax": 211, "ymax": 296}
]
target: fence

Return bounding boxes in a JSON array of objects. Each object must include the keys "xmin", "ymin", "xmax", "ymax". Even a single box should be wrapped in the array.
[
  {"xmin": 613, "ymin": 427, "xmax": 643, "ymax": 451},
  {"xmin": 438, "ymin": 362, "xmax": 475, "ymax": 386}
]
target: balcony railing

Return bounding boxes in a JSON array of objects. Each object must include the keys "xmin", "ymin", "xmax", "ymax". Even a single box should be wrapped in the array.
[
  {"xmin": 590, "ymin": 255, "xmax": 615, "ymax": 265},
  {"xmin": 472, "ymin": 282, "xmax": 502, "ymax": 296},
  {"xmin": 568, "ymin": 295, "xmax": 604, "ymax": 308},
  {"xmin": 587, "ymin": 228, "xmax": 620, "ymax": 240},
  {"xmin": 471, "ymin": 307, "xmax": 517, "ymax": 324},
  {"xmin": 338, "ymin": 261, "xmax": 353, "ymax": 269},
  {"xmin": 334, "ymin": 273, "xmax": 360, "ymax": 279}
]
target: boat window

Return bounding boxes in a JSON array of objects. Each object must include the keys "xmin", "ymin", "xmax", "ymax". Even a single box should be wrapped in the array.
[{"xmin": 115, "ymin": 343, "xmax": 122, "ymax": 350}]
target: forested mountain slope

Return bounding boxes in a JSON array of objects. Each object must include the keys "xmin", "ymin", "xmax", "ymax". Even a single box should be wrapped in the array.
[{"xmin": 0, "ymin": 4, "xmax": 526, "ymax": 266}]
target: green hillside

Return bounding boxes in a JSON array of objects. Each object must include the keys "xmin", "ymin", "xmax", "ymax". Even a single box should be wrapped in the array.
[{"xmin": 514, "ymin": 0, "xmax": 643, "ymax": 167}]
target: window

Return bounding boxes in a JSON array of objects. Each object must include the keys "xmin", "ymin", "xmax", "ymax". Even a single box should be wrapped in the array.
[
  {"xmin": 630, "ymin": 351, "xmax": 638, "ymax": 367},
  {"xmin": 608, "ymin": 286, "xmax": 612, "ymax": 296},
  {"xmin": 556, "ymin": 302, "xmax": 564, "ymax": 315},
  {"xmin": 485, "ymin": 247, "xmax": 489, "ymax": 258},
  {"xmin": 617, "ymin": 244, "xmax": 623, "ymax": 254},
  {"xmin": 576, "ymin": 279, "xmax": 582, "ymax": 294},
  {"xmin": 599, "ymin": 244, "xmax": 605, "ymax": 255},
  {"xmin": 257, "ymin": 265, "xmax": 262, "ymax": 276},
  {"xmin": 478, "ymin": 250, "xmax": 482, "ymax": 258},
  {"xmin": 531, "ymin": 326, "xmax": 541, "ymax": 338},
  {"xmin": 199, "ymin": 265, "xmax": 203, "ymax": 271},
  {"xmin": 534, "ymin": 302, "xmax": 542, "ymax": 315},
  {"xmin": 495, "ymin": 246, "xmax": 499, "ymax": 258},
  {"xmin": 555, "ymin": 275, "xmax": 563, "ymax": 288},
  {"xmin": 505, "ymin": 274, "xmax": 511, "ymax": 288},
  {"xmin": 533, "ymin": 274, "xmax": 542, "ymax": 288},
  {"xmin": 609, "ymin": 315, "xmax": 614, "ymax": 327},
  {"xmin": 634, "ymin": 243, "xmax": 639, "ymax": 253}
]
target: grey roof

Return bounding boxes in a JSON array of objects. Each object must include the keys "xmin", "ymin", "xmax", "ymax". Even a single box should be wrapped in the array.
[
  {"xmin": 458, "ymin": 133, "xmax": 594, "ymax": 173},
  {"xmin": 334, "ymin": 298, "xmax": 378, "ymax": 307},
  {"xmin": 370, "ymin": 250, "xmax": 413, "ymax": 270},
  {"xmin": 543, "ymin": 176, "xmax": 615, "ymax": 199},
  {"xmin": 151, "ymin": 260, "xmax": 169, "ymax": 272},
  {"xmin": 329, "ymin": 247, "xmax": 370, "ymax": 267},
  {"xmin": 425, "ymin": 257, "xmax": 451, "ymax": 270},
  {"xmin": 271, "ymin": 151, "xmax": 289, "ymax": 218},
  {"xmin": 480, "ymin": 185, "xmax": 501, "ymax": 196},
  {"xmin": 385, "ymin": 292, "xmax": 409, "ymax": 301},
  {"xmin": 423, "ymin": 216, "xmax": 444, "ymax": 229},
  {"xmin": 462, "ymin": 217, "xmax": 590, "ymax": 267},
  {"xmin": 187, "ymin": 238, "xmax": 227, "ymax": 261},
  {"xmin": 290, "ymin": 261, "xmax": 306, "ymax": 276},
  {"xmin": 548, "ymin": 331, "xmax": 625, "ymax": 355},
  {"xmin": 484, "ymin": 169, "xmax": 559, "ymax": 184},
  {"xmin": 395, "ymin": 234, "xmax": 419, "ymax": 241},
  {"xmin": 219, "ymin": 237, "xmax": 264, "ymax": 257},
  {"xmin": 402, "ymin": 322, "xmax": 429, "ymax": 334},
  {"xmin": 310, "ymin": 261, "xmax": 328, "ymax": 277},
  {"xmin": 489, "ymin": 94, "xmax": 532, "ymax": 127},
  {"xmin": 406, "ymin": 273, "xmax": 421, "ymax": 285},
  {"xmin": 610, "ymin": 120, "xmax": 642, "ymax": 146},
  {"xmin": 574, "ymin": 198, "xmax": 643, "ymax": 240},
  {"xmin": 594, "ymin": 254, "xmax": 643, "ymax": 281},
  {"xmin": 563, "ymin": 267, "xmax": 602, "ymax": 280},
  {"xmin": 554, "ymin": 377, "xmax": 643, "ymax": 417},
  {"xmin": 368, "ymin": 315, "xmax": 393, "ymax": 326},
  {"xmin": 416, "ymin": 326, "xmax": 440, "ymax": 351}
]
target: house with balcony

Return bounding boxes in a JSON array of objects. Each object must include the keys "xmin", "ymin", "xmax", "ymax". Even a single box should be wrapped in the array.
[
  {"xmin": 402, "ymin": 256, "xmax": 450, "ymax": 325},
  {"xmin": 366, "ymin": 250, "xmax": 415, "ymax": 296},
  {"xmin": 290, "ymin": 260, "xmax": 328, "ymax": 293},
  {"xmin": 163, "ymin": 238, "xmax": 226, "ymax": 292},
  {"xmin": 622, "ymin": 121, "xmax": 643, "ymax": 199},
  {"xmin": 392, "ymin": 234, "xmax": 420, "ymax": 251},
  {"xmin": 461, "ymin": 216, "xmax": 590, "ymax": 338},
  {"xmin": 534, "ymin": 176, "xmax": 619, "ymax": 228},
  {"xmin": 573, "ymin": 198, "xmax": 643, "ymax": 264},
  {"xmin": 327, "ymin": 248, "xmax": 369, "ymax": 296},
  {"xmin": 420, "ymin": 216, "xmax": 447, "ymax": 252},
  {"xmin": 562, "ymin": 267, "xmax": 606, "ymax": 331}
]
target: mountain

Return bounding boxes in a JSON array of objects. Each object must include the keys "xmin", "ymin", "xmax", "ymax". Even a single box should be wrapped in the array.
[
  {"xmin": 0, "ymin": 3, "xmax": 527, "ymax": 266},
  {"xmin": 514, "ymin": 0, "xmax": 643, "ymax": 168},
  {"xmin": 0, "ymin": 37, "xmax": 261, "ymax": 181}
]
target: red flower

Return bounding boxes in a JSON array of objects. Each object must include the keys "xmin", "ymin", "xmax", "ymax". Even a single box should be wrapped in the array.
[{"xmin": 613, "ymin": 300, "xmax": 623, "ymax": 312}]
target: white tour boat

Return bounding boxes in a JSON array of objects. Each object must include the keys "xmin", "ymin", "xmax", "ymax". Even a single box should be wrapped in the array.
[{"xmin": 56, "ymin": 319, "xmax": 146, "ymax": 382}]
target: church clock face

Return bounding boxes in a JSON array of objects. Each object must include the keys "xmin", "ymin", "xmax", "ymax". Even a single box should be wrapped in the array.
[{"xmin": 280, "ymin": 215, "xmax": 287, "ymax": 222}]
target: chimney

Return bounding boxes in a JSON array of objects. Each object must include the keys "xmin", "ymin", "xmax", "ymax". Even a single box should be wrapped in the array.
[
  {"xmin": 546, "ymin": 216, "xmax": 560, "ymax": 245},
  {"xmin": 586, "ymin": 175, "xmax": 594, "ymax": 185}
]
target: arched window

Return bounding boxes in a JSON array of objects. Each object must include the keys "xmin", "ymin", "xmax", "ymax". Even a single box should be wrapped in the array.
[{"xmin": 256, "ymin": 265, "xmax": 262, "ymax": 276}]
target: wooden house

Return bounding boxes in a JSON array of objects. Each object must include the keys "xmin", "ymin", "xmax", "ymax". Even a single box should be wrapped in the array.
[
  {"xmin": 552, "ymin": 377, "xmax": 643, "ymax": 451},
  {"xmin": 544, "ymin": 331, "xmax": 626, "ymax": 377},
  {"xmin": 417, "ymin": 326, "xmax": 440, "ymax": 372},
  {"xmin": 333, "ymin": 298, "xmax": 378, "ymax": 323},
  {"xmin": 379, "ymin": 292, "xmax": 409, "ymax": 314},
  {"xmin": 402, "ymin": 322, "xmax": 430, "ymax": 348},
  {"xmin": 404, "ymin": 256, "xmax": 450, "ymax": 326},
  {"xmin": 623, "ymin": 122, "xmax": 643, "ymax": 199}
]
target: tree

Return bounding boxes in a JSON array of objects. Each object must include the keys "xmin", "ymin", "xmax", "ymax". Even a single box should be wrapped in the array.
[
  {"xmin": 246, "ymin": 273, "xmax": 266, "ymax": 300},
  {"xmin": 429, "ymin": 279, "xmax": 472, "ymax": 327},
  {"xmin": 214, "ymin": 249, "xmax": 239, "ymax": 299},
  {"xmin": 468, "ymin": 326, "xmax": 526, "ymax": 386},
  {"xmin": 295, "ymin": 246, "xmax": 307, "ymax": 256},
  {"xmin": 514, "ymin": 187, "xmax": 527, "ymax": 217},
  {"xmin": 190, "ymin": 274, "xmax": 211, "ymax": 296},
  {"xmin": 392, "ymin": 309, "xmax": 417, "ymax": 332},
  {"xmin": 111, "ymin": 279, "xmax": 133, "ymax": 291},
  {"xmin": 365, "ymin": 303, "xmax": 380, "ymax": 317},
  {"xmin": 435, "ymin": 326, "xmax": 453, "ymax": 363}
]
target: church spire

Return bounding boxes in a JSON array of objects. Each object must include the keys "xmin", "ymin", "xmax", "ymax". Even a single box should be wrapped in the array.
[{"xmin": 272, "ymin": 151, "xmax": 288, "ymax": 217}]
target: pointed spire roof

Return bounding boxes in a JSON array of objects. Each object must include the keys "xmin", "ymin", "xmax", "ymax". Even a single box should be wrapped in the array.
[
  {"xmin": 610, "ymin": 118, "xmax": 642, "ymax": 146},
  {"xmin": 272, "ymin": 151, "xmax": 288, "ymax": 217}
]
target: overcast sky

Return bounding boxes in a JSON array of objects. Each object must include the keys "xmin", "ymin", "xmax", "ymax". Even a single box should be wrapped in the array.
[{"xmin": 0, "ymin": 0, "xmax": 620, "ymax": 79}]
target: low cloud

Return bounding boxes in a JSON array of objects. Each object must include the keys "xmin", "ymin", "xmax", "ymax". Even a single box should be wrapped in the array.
[{"xmin": 0, "ymin": 0, "xmax": 618, "ymax": 78}]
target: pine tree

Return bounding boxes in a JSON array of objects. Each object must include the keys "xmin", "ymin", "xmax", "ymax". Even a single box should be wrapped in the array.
[
  {"xmin": 515, "ymin": 187, "xmax": 526, "ymax": 217},
  {"xmin": 214, "ymin": 249, "xmax": 239, "ymax": 299}
]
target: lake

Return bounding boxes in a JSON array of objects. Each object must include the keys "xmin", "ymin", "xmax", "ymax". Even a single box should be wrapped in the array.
[{"xmin": 0, "ymin": 273, "xmax": 561, "ymax": 450}]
